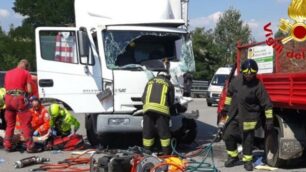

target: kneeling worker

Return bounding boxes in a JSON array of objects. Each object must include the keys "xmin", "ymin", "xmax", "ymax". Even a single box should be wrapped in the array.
[
  {"xmin": 49, "ymin": 103, "xmax": 80, "ymax": 137},
  {"xmin": 142, "ymin": 71, "xmax": 175, "ymax": 155}
]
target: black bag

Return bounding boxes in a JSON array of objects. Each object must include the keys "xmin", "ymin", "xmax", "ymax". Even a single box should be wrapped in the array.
[{"xmin": 95, "ymin": 153, "xmax": 132, "ymax": 172}]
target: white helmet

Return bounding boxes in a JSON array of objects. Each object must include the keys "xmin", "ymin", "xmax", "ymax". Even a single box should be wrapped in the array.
[
  {"xmin": 158, "ymin": 71, "xmax": 170, "ymax": 79},
  {"xmin": 158, "ymin": 71, "xmax": 168, "ymax": 76}
]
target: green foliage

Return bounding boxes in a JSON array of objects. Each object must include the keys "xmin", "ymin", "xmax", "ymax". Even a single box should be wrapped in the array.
[
  {"xmin": 0, "ymin": 0, "xmax": 75, "ymax": 71},
  {"xmin": 191, "ymin": 28, "xmax": 223, "ymax": 80},
  {"xmin": 274, "ymin": 29, "xmax": 286, "ymax": 39},
  {"xmin": 191, "ymin": 8, "xmax": 252, "ymax": 80},
  {"xmin": 214, "ymin": 8, "xmax": 252, "ymax": 65}
]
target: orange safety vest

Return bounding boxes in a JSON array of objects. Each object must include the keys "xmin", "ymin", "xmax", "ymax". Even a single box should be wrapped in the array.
[{"xmin": 16, "ymin": 105, "xmax": 50, "ymax": 135}]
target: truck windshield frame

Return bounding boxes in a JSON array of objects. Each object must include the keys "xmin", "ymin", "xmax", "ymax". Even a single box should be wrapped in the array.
[{"xmin": 102, "ymin": 30, "xmax": 195, "ymax": 71}]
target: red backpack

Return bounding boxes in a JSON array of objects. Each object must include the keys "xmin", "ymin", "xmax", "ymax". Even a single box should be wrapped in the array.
[{"xmin": 47, "ymin": 134, "xmax": 85, "ymax": 151}]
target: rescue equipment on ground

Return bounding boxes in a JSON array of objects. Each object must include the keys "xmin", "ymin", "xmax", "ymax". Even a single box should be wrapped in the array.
[
  {"xmin": 46, "ymin": 134, "xmax": 85, "ymax": 151},
  {"xmin": 14, "ymin": 156, "xmax": 50, "ymax": 168}
]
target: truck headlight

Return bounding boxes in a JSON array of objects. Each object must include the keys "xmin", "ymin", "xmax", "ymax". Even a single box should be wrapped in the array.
[{"xmin": 108, "ymin": 118, "xmax": 130, "ymax": 125}]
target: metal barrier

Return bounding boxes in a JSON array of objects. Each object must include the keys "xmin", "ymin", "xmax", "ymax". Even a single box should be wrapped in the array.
[{"xmin": 191, "ymin": 80, "xmax": 209, "ymax": 98}]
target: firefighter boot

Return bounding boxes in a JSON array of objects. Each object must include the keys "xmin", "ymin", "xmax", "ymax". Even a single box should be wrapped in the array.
[
  {"xmin": 244, "ymin": 161, "xmax": 253, "ymax": 171},
  {"xmin": 224, "ymin": 156, "xmax": 239, "ymax": 167}
]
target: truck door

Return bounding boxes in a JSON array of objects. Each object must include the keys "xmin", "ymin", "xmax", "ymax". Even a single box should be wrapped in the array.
[{"xmin": 36, "ymin": 27, "xmax": 106, "ymax": 113}]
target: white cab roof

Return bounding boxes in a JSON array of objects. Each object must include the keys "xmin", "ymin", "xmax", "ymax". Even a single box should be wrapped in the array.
[{"xmin": 75, "ymin": 0, "xmax": 187, "ymax": 28}]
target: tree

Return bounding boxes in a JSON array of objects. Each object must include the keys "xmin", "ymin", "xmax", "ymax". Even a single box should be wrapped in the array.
[
  {"xmin": 192, "ymin": 28, "xmax": 223, "ymax": 80},
  {"xmin": 214, "ymin": 8, "xmax": 252, "ymax": 65},
  {"xmin": 274, "ymin": 29, "xmax": 287, "ymax": 39},
  {"xmin": 3, "ymin": 0, "xmax": 76, "ymax": 71},
  {"xmin": 13, "ymin": 0, "xmax": 75, "ymax": 39}
]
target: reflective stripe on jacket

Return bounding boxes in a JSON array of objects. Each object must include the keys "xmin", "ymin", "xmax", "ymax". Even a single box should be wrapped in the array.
[
  {"xmin": 51, "ymin": 108, "xmax": 80, "ymax": 133},
  {"xmin": 142, "ymin": 75, "xmax": 174, "ymax": 116}
]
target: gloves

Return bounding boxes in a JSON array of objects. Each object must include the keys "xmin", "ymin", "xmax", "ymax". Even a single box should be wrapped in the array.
[
  {"xmin": 33, "ymin": 130, "xmax": 39, "ymax": 136},
  {"xmin": 265, "ymin": 119, "xmax": 274, "ymax": 131}
]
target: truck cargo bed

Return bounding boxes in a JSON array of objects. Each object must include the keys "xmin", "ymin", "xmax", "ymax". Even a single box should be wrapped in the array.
[{"xmin": 258, "ymin": 73, "xmax": 306, "ymax": 110}]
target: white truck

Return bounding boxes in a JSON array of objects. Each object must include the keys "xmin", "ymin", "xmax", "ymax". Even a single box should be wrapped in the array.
[{"xmin": 35, "ymin": 0, "xmax": 196, "ymax": 145}]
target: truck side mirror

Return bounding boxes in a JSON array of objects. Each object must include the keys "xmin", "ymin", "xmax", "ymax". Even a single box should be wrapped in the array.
[{"xmin": 77, "ymin": 30, "xmax": 90, "ymax": 63}]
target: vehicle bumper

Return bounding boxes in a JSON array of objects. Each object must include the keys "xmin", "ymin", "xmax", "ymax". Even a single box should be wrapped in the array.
[
  {"xmin": 96, "ymin": 114, "xmax": 183, "ymax": 134},
  {"xmin": 206, "ymin": 97, "xmax": 220, "ymax": 104}
]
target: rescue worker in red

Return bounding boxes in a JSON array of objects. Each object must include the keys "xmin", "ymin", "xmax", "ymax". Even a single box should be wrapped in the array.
[
  {"xmin": 221, "ymin": 59, "xmax": 273, "ymax": 171},
  {"xmin": 29, "ymin": 96, "xmax": 50, "ymax": 136},
  {"xmin": 142, "ymin": 71, "xmax": 175, "ymax": 155},
  {"xmin": 15, "ymin": 96, "xmax": 50, "ymax": 136},
  {"xmin": 3, "ymin": 59, "xmax": 39, "ymax": 152}
]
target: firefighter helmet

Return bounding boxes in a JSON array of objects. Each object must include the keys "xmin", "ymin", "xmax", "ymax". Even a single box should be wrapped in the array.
[{"xmin": 241, "ymin": 59, "xmax": 258, "ymax": 74}]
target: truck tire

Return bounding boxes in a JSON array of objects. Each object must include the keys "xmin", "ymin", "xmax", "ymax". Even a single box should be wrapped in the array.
[
  {"xmin": 172, "ymin": 118, "xmax": 197, "ymax": 145},
  {"xmin": 85, "ymin": 115, "xmax": 100, "ymax": 146},
  {"xmin": 265, "ymin": 127, "xmax": 284, "ymax": 167},
  {"xmin": 207, "ymin": 101, "xmax": 212, "ymax": 107}
]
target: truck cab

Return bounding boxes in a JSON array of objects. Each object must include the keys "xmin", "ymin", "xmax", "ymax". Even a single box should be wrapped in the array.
[{"xmin": 35, "ymin": 0, "xmax": 196, "ymax": 145}]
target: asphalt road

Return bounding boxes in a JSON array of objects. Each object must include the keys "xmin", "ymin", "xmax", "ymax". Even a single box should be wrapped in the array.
[{"xmin": 1, "ymin": 99, "xmax": 306, "ymax": 171}]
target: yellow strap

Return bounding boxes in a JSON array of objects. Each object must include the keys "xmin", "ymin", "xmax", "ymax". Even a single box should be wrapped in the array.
[
  {"xmin": 160, "ymin": 85, "xmax": 168, "ymax": 106},
  {"xmin": 265, "ymin": 109, "xmax": 273, "ymax": 119},
  {"xmin": 224, "ymin": 97, "xmax": 232, "ymax": 105},
  {"xmin": 242, "ymin": 68, "xmax": 257, "ymax": 74},
  {"xmin": 144, "ymin": 103, "xmax": 170, "ymax": 115},
  {"xmin": 243, "ymin": 121, "xmax": 257, "ymax": 130},
  {"xmin": 242, "ymin": 155, "xmax": 253, "ymax": 162},
  {"xmin": 227, "ymin": 150, "xmax": 238, "ymax": 158},
  {"xmin": 145, "ymin": 83, "xmax": 153, "ymax": 104},
  {"xmin": 160, "ymin": 138, "xmax": 170, "ymax": 147},
  {"xmin": 143, "ymin": 138, "xmax": 155, "ymax": 147}
]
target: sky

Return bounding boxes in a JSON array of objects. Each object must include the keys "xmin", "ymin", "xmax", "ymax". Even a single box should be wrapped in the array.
[{"xmin": 0, "ymin": 0, "xmax": 291, "ymax": 41}]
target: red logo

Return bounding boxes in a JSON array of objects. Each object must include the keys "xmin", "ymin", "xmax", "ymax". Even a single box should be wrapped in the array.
[{"xmin": 263, "ymin": 0, "xmax": 306, "ymax": 59}]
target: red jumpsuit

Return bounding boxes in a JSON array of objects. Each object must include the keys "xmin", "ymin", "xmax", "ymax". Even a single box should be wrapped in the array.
[
  {"xmin": 4, "ymin": 67, "xmax": 33, "ymax": 150},
  {"xmin": 30, "ymin": 105, "xmax": 50, "ymax": 135},
  {"xmin": 16, "ymin": 105, "xmax": 50, "ymax": 136}
]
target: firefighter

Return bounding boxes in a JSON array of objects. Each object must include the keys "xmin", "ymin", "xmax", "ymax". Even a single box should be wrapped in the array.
[
  {"xmin": 142, "ymin": 71, "xmax": 175, "ymax": 155},
  {"xmin": 49, "ymin": 103, "xmax": 80, "ymax": 136},
  {"xmin": 0, "ymin": 88, "xmax": 6, "ymax": 130},
  {"xmin": 221, "ymin": 59, "xmax": 273, "ymax": 171},
  {"xmin": 3, "ymin": 59, "xmax": 41, "ymax": 153}
]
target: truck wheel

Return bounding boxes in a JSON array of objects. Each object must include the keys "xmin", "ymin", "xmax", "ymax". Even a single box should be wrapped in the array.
[
  {"xmin": 172, "ymin": 118, "xmax": 197, "ymax": 145},
  {"xmin": 265, "ymin": 128, "xmax": 284, "ymax": 167},
  {"xmin": 207, "ymin": 101, "xmax": 212, "ymax": 106},
  {"xmin": 85, "ymin": 115, "xmax": 100, "ymax": 146}
]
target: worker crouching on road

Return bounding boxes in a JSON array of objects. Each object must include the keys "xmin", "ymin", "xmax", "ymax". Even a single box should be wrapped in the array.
[
  {"xmin": 142, "ymin": 71, "xmax": 175, "ymax": 155},
  {"xmin": 220, "ymin": 59, "xmax": 273, "ymax": 171},
  {"xmin": 49, "ymin": 103, "xmax": 80, "ymax": 137},
  {"xmin": 29, "ymin": 96, "xmax": 50, "ymax": 136},
  {"xmin": 15, "ymin": 96, "xmax": 50, "ymax": 136}
]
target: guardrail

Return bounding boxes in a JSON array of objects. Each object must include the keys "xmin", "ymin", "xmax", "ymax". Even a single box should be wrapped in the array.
[{"xmin": 191, "ymin": 80, "xmax": 209, "ymax": 98}]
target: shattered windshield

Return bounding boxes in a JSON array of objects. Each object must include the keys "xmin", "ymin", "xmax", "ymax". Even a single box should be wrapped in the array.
[{"xmin": 102, "ymin": 30, "xmax": 195, "ymax": 71}]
